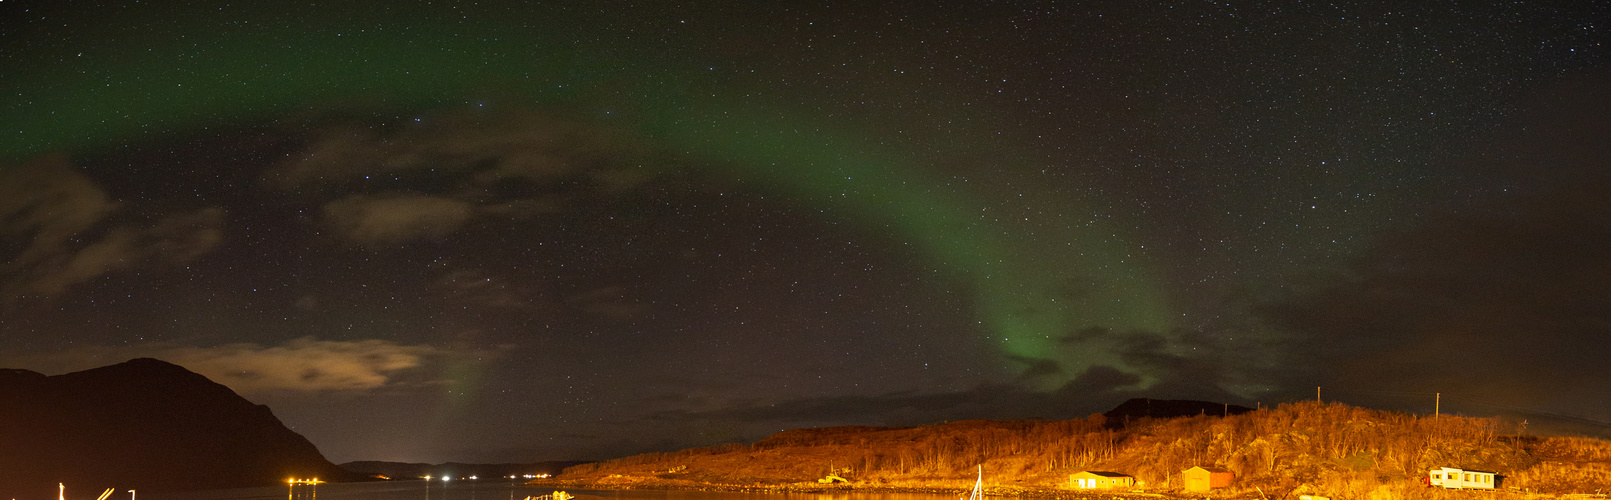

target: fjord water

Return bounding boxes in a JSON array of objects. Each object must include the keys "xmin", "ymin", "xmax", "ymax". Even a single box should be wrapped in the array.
[{"xmin": 143, "ymin": 481, "xmax": 962, "ymax": 500}]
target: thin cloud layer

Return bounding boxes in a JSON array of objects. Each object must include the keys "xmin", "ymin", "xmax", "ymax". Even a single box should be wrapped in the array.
[
  {"xmin": 266, "ymin": 109, "xmax": 663, "ymax": 248},
  {"xmin": 166, "ymin": 337, "xmax": 444, "ymax": 393},
  {"xmin": 28, "ymin": 208, "xmax": 224, "ymax": 295},
  {"xmin": 1, "ymin": 155, "xmax": 224, "ymax": 300},
  {"xmin": 323, "ymin": 193, "xmax": 474, "ymax": 245},
  {"xmin": 268, "ymin": 112, "xmax": 640, "ymax": 189},
  {"xmin": 1, "ymin": 338, "xmax": 447, "ymax": 394},
  {"xmin": 0, "ymin": 155, "xmax": 117, "ymax": 270}
]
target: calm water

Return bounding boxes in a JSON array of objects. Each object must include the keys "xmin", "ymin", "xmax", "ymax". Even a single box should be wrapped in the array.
[{"xmin": 142, "ymin": 481, "xmax": 962, "ymax": 500}]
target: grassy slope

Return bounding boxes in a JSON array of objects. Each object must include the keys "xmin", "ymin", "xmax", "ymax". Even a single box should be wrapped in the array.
[{"xmin": 539, "ymin": 402, "xmax": 1611, "ymax": 498}]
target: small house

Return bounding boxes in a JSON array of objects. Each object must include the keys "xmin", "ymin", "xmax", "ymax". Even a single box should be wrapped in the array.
[
  {"xmin": 1428, "ymin": 467, "xmax": 1497, "ymax": 489},
  {"xmin": 1068, "ymin": 471, "xmax": 1134, "ymax": 489},
  {"xmin": 1182, "ymin": 466, "xmax": 1234, "ymax": 492}
]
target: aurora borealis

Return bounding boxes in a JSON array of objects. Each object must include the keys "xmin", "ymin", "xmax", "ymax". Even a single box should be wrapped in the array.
[{"xmin": 3, "ymin": 1, "xmax": 1610, "ymax": 462}]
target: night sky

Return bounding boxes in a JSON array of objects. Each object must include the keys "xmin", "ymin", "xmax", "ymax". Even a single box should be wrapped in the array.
[{"xmin": 3, "ymin": 1, "xmax": 1610, "ymax": 463}]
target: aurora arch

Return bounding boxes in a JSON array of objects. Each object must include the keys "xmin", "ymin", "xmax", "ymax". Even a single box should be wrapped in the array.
[{"xmin": 2, "ymin": 6, "xmax": 1176, "ymax": 388}]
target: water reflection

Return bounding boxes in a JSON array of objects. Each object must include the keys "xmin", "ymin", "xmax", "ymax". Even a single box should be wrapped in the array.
[
  {"xmin": 287, "ymin": 481, "xmax": 315, "ymax": 500},
  {"xmin": 146, "ymin": 482, "xmax": 960, "ymax": 500},
  {"xmin": 570, "ymin": 490, "xmax": 959, "ymax": 500}
]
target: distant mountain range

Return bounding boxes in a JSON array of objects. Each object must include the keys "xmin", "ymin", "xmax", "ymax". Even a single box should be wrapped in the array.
[
  {"xmin": 0, "ymin": 358, "xmax": 359, "ymax": 498},
  {"xmin": 339, "ymin": 461, "xmax": 588, "ymax": 480}
]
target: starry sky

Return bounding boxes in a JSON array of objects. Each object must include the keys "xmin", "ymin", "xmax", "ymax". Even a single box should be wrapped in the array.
[{"xmin": 3, "ymin": 1, "xmax": 1610, "ymax": 463}]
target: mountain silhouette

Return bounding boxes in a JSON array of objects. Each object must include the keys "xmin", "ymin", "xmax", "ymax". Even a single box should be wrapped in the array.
[{"xmin": 0, "ymin": 358, "xmax": 356, "ymax": 497}]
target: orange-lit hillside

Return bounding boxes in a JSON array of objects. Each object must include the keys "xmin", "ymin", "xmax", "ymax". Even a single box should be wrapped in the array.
[{"xmin": 541, "ymin": 401, "xmax": 1611, "ymax": 498}]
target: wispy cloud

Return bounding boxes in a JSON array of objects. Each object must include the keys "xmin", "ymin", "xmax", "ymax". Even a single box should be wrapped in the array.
[
  {"xmin": 0, "ymin": 337, "xmax": 449, "ymax": 394},
  {"xmin": 323, "ymin": 193, "xmax": 474, "ymax": 245},
  {"xmin": 165, "ymin": 337, "xmax": 445, "ymax": 393},
  {"xmin": 262, "ymin": 109, "xmax": 663, "ymax": 249},
  {"xmin": 267, "ymin": 111, "xmax": 651, "ymax": 191},
  {"xmin": 29, "ymin": 207, "xmax": 224, "ymax": 296},
  {"xmin": 0, "ymin": 155, "xmax": 118, "ymax": 270},
  {"xmin": 1, "ymin": 155, "xmax": 225, "ymax": 300}
]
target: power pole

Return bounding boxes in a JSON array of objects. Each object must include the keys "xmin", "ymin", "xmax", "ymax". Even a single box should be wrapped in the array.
[
  {"xmin": 1435, "ymin": 393, "xmax": 1440, "ymax": 418},
  {"xmin": 1316, "ymin": 386, "xmax": 1321, "ymax": 403}
]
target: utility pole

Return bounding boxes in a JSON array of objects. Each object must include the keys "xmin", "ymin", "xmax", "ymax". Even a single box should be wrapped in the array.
[
  {"xmin": 1435, "ymin": 393, "xmax": 1440, "ymax": 418},
  {"xmin": 1316, "ymin": 386, "xmax": 1321, "ymax": 403}
]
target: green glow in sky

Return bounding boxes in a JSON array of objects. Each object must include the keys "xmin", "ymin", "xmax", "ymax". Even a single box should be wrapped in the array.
[
  {"xmin": 639, "ymin": 97, "xmax": 1175, "ymax": 385},
  {"xmin": 2, "ymin": 14, "xmax": 1175, "ymax": 387}
]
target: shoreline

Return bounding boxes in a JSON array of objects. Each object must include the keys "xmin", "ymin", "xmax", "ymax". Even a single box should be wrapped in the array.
[{"xmin": 522, "ymin": 479, "xmax": 1173, "ymax": 499}]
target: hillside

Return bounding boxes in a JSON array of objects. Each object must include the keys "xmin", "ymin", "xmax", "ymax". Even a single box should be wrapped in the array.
[
  {"xmin": 0, "ymin": 359, "xmax": 359, "ymax": 498},
  {"xmin": 538, "ymin": 401, "xmax": 1611, "ymax": 498}
]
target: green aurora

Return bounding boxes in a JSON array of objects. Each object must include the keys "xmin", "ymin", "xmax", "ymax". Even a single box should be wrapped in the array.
[{"xmin": 2, "ymin": 9, "xmax": 1175, "ymax": 388}]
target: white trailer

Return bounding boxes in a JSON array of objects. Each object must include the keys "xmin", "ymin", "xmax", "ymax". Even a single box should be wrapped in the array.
[{"xmin": 1428, "ymin": 467, "xmax": 1496, "ymax": 489}]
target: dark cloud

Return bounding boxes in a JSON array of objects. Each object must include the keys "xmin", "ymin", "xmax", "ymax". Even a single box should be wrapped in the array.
[
  {"xmin": 647, "ymin": 362, "xmax": 1217, "ymax": 444},
  {"xmin": 1267, "ymin": 180, "xmax": 1611, "ymax": 409},
  {"xmin": 652, "ymin": 384, "xmax": 1077, "ymax": 429},
  {"xmin": 1060, "ymin": 326, "xmax": 1112, "ymax": 344},
  {"xmin": 605, "ymin": 360, "xmax": 1221, "ymax": 454},
  {"xmin": 1054, "ymin": 366, "xmax": 1144, "ymax": 398},
  {"xmin": 1049, "ymin": 322, "xmax": 1266, "ymax": 403},
  {"xmin": 1263, "ymin": 75, "xmax": 1611, "ymax": 420},
  {"xmin": 1007, "ymin": 354, "xmax": 1063, "ymax": 380}
]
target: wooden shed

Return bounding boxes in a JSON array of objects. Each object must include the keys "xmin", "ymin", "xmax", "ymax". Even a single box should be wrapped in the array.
[
  {"xmin": 1182, "ymin": 466, "xmax": 1234, "ymax": 492},
  {"xmin": 1068, "ymin": 471, "xmax": 1134, "ymax": 489}
]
